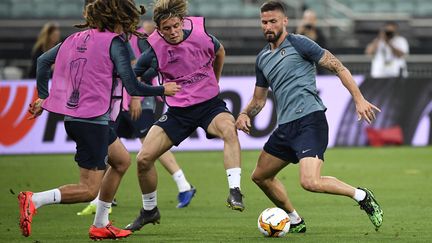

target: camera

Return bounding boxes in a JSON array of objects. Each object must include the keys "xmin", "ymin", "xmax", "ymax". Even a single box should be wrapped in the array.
[
  {"xmin": 304, "ymin": 24, "xmax": 314, "ymax": 30},
  {"xmin": 385, "ymin": 30, "xmax": 395, "ymax": 39}
]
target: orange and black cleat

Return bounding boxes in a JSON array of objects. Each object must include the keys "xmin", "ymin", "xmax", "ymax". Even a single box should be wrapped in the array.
[{"xmin": 18, "ymin": 191, "xmax": 37, "ymax": 237}]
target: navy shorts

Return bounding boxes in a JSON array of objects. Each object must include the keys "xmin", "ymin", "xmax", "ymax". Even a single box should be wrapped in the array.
[
  {"xmin": 111, "ymin": 109, "xmax": 154, "ymax": 139},
  {"xmin": 263, "ymin": 111, "xmax": 328, "ymax": 163},
  {"xmin": 65, "ymin": 121, "xmax": 117, "ymax": 170},
  {"xmin": 155, "ymin": 96, "xmax": 231, "ymax": 146}
]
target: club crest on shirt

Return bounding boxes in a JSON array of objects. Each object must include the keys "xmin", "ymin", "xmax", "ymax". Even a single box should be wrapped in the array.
[
  {"xmin": 158, "ymin": 114, "xmax": 168, "ymax": 122},
  {"xmin": 281, "ymin": 49, "xmax": 286, "ymax": 56}
]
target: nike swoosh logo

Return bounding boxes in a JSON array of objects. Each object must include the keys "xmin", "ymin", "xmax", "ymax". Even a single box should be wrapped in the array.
[{"xmin": 302, "ymin": 149, "xmax": 312, "ymax": 154}]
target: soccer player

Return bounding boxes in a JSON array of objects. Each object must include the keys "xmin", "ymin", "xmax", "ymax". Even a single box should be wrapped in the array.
[
  {"xmin": 76, "ymin": 23, "xmax": 195, "ymax": 216},
  {"xmin": 235, "ymin": 1, "xmax": 383, "ymax": 233},
  {"xmin": 20, "ymin": 0, "xmax": 179, "ymax": 240},
  {"xmin": 124, "ymin": 0, "xmax": 245, "ymax": 232}
]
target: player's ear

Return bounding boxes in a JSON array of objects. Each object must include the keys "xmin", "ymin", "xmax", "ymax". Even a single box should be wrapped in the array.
[{"xmin": 283, "ymin": 17, "xmax": 288, "ymax": 27}]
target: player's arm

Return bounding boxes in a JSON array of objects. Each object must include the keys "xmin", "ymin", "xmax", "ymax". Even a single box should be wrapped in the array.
[
  {"xmin": 209, "ymin": 34, "xmax": 224, "ymax": 82},
  {"xmin": 213, "ymin": 44, "xmax": 225, "ymax": 82},
  {"xmin": 318, "ymin": 50, "xmax": 381, "ymax": 124},
  {"xmin": 235, "ymin": 61, "xmax": 269, "ymax": 134},
  {"xmin": 236, "ymin": 86, "xmax": 268, "ymax": 134},
  {"xmin": 29, "ymin": 43, "xmax": 61, "ymax": 119},
  {"xmin": 111, "ymin": 37, "xmax": 179, "ymax": 96}
]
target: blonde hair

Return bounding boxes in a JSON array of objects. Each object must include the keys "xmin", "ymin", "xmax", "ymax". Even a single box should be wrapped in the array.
[
  {"xmin": 75, "ymin": 0, "xmax": 146, "ymax": 39},
  {"xmin": 153, "ymin": 0, "xmax": 188, "ymax": 27},
  {"xmin": 32, "ymin": 22, "xmax": 60, "ymax": 54}
]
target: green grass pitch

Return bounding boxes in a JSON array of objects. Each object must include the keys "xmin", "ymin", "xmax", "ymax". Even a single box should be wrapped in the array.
[{"xmin": 1, "ymin": 147, "xmax": 431, "ymax": 242}]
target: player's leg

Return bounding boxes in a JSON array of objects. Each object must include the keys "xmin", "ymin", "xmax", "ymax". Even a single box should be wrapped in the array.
[
  {"xmin": 89, "ymin": 135, "xmax": 132, "ymax": 240},
  {"xmin": 18, "ymin": 121, "xmax": 108, "ymax": 237},
  {"xmin": 136, "ymin": 109, "xmax": 196, "ymax": 209},
  {"xmin": 125, "ymin": 125, "xmax": 173, "ymax": 231},
  {"xmin": 155, "ymin": 148, "xmax": 196, "ymax": 208},
  {"xmin": 206, "ymin": 112, "xmax": 244, "ymax": 211},
  {"xmin": 296, "ymin": 111, "xmax": 383, "ymax": 230},
  {"xmin": 251, "ymin": 150, "xmax": 305, "ymax": 233}
]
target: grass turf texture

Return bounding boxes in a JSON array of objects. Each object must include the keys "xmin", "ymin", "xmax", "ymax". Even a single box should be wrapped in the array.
[{"xmin": 1, "ymin": 147, "xmax": 431, "ymax": 242}]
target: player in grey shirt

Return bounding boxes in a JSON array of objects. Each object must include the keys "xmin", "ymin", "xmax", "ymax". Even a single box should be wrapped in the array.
[{"xmin": 236, "ymin": 1, "xmax": 383, "ymax": 233}]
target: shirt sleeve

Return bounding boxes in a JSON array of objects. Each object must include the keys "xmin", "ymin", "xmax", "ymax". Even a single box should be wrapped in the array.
[
  {"xmin": 36, "ymin": 43, "xmax": 61, "ymax": 99},
  {"xmin": 393, "ymin": 36, "xmax": 409, "ymax": 54},
  {"xmin": 110, "ymin": 37, "xmax": 164, "ymax": 96},
  {"xmin": 290, "ymin": 34, "xmax": 325, "ymax": 63},
  {"xmin": 134, "ymin": 39, "xmax": 159, "ymax": 83},
  {"xmin": 255, "ymin": 56, "xmax": 269, "ymax": 88},
  {"xmin": 125, "ymin": 42, "xmax": 136, "ymax": 61},
  {"xmin": 208, "ymin": 34, "xmax": 221, "ymax": 53}
]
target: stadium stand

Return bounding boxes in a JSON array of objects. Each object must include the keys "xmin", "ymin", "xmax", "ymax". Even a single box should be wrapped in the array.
[{"xmin": 0, "ymin": 0, "xmax": 432, "ymax": 77}]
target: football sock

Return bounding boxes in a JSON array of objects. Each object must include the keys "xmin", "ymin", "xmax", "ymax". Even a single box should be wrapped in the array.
[
  {"xmin": 89, "ymin": 193, "xmax": 99, "ymax": 206},
  {"xmin": 288, "ymin": 210, "xmax": 302, "ymax": 224},
  {"xmin": 172, "ymin": 169, "xmax": 191, "ymax": 192},
  {"xmin": 142, "ymin": 191, "xmax": 157, "ymax": 210},
  {"xmin": 93, "ymin": 200, "xmax": 111, "ymax": 228},
  {"xmin": 32, "ymin": 188, "xmax": 61, "ymax": 209},
  {"xmin": 226, "ymin": 168, "xmax": 241, "ymax": 189},
  {"xmin": 353, "ymin": 188, "xmax": 367, "ymax": 202}
]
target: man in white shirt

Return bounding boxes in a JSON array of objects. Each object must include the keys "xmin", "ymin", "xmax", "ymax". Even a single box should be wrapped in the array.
[{"xmin": 366, "ymin": 22, "xmax": 409, "ymax": 78}]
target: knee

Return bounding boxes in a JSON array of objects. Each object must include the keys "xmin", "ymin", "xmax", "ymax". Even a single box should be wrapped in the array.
[
  {"xmin": 112, "ymin": 154, "xmax": 131, "ymax": 175},
  {"xmin": 136, "ymin": 151, "xmax": 155, "ymax": 171},
  {"xmin": 221, "ymin": 121, "xmax": 238, "ymax": 141},
  {"xmin": 251, "ymin": 171, "xmax": 266, "ymax": 186},
  {"xmin": 300, "ymin": 177, "xmax": 321, "ymax": 192}
]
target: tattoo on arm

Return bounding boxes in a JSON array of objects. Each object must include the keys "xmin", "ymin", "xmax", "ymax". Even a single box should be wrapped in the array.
[
  {"xmin": 318, "ymin": 50, "xmax": 346, "ymax": 75},
  {"xmin": 244, "ymin": 101, "xmax": 264, "ymax": 117}
]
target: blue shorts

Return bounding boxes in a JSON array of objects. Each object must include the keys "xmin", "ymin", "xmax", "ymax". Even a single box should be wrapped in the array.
[
  {"xmin": 155, "ymin": 96, "xmax": 231, "ymax": 146},
  {"xmin": 65, "ymin": 121, "xmax": 117, "ymax": 170},
  {"xmin": 263, "ymin": 111, "xmax": 328, "ymax": 163},
  {"xmin": 111, "ymin": 109, "xmax": 154, "ymax": 139}
]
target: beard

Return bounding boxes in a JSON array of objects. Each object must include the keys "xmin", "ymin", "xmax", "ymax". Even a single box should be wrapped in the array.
[{"xmin": 264, "ymin": 30, "xmax": 283, "ymax": 43}]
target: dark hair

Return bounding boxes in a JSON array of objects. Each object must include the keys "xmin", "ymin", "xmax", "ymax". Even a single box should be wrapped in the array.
[
  {"xmin": 260, "ymin": 0, "xmax": 287, "ymax": 15},
  {"xmin": 75, "ymin": 0, "xmax": 146, "ymax": 39},
  {"xmin": 385, "ymin": 21, "xmax": 398, "ymax": 28}
]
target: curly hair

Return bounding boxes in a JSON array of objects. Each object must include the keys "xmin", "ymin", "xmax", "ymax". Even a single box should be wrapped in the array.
[
  {"xmin": 75, "ymin": 0, "xmax": 146, "ymax": 39},
  {"xmin": 153, "ymin": 0, "xmax": 188, "ymax": 27}
]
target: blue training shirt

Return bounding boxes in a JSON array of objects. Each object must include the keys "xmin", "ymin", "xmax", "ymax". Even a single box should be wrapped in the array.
[{"xmin": 255, "ymin": 34, "xmax": 327, "ymax": 125}]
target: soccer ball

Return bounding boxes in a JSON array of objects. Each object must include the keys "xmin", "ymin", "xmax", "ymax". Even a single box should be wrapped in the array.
[{"xmin": 257, "ymin": 207, "xmax": 290, "ymax": 237}]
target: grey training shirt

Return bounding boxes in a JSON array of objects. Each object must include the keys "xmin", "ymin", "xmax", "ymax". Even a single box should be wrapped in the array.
[{"xmin": 255, "ymin": 34, "xmax": 327, "ymax": 125}]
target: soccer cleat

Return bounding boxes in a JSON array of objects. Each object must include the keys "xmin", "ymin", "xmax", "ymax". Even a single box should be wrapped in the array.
[
  {"xmin": 111, "ymin": 198, "xmax": 118, "ymax": 207},
  {"xmin": 289, "ymin": 218, "xmax": 306, "ymax": 233},
  {"xmin": 358, "ymin": 187, "xmax": 383, "ymax": 231},
  {"xmin": 177, "ymin": 186, "xmax": 196, "ymax": 208},
  {"xmin": 226, "ymin": 187, "xmax": 245, "ymax": 212},
  {"xmin": 89, "ymin": 222, "xmax": 132, "ymax": 240},
  {"xmin": 77, "ymin": 204, "xmax": 112, "ymax": 216},
  {"xmin": 124, "ymin": 207, "xmax": 160, "ymax": 232},
  {"xmin": 18, "ymin": 191, "xmax": 37, "ymax": 237}
]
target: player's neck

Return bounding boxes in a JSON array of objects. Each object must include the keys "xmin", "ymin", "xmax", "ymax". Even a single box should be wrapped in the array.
[{"xmin": 270, "ymin": 32, "xmax": 288, "ymax": 50}]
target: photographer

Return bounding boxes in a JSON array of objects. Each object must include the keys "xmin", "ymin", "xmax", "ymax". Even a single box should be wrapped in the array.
[
  {"xmin": 366, "ymin": 22, "xmax": 409, "ymax": 78},
  {"xmin": 296, "ymin": 10, "xmax": 327, "ymax": 49},
  {"xmin": 296, "ymin": 9, "xmax": 327, "ymax": 74}
]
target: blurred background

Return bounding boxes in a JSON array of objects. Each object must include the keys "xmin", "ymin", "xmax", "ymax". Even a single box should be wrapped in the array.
[
  {"xmin": 1, "ymin": 0, "xmax": 431, "ymax": 151},
  {"xmin": 0, "ymin": 0, "xmax": 431, "ymax": 78}
]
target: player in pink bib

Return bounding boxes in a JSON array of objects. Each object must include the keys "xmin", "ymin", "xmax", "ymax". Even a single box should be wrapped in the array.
[
  {"xmin": 21, "ymin": 0, "xmax": 179, "ymax": 240},
  {"xmin": 124, "ymin": 0, "xmax": 245, "ymax": 232}
]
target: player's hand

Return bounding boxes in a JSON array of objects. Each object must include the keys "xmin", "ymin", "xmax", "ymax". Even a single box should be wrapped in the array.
[
  {"xmin": 163, "ymin": 82, "xmax": 181, "ymax": 96},
  {"xmin": 28, "ymin": 98, "xmax": 44, "ymax": 120},
  {"xmin": 355, "ymin": 98, "xmax": 381, "ymax": 124},
  {"xmin": 129, "ymin": 97, "xmax": 142, "ymax": 121},
  {"xmin": 235, "ymin": 113, "xmax": 251, "ymax": 134}
]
